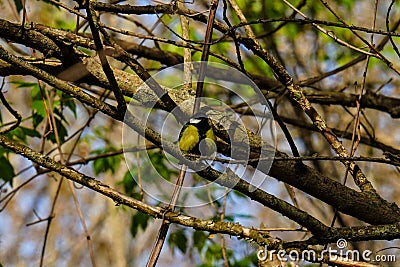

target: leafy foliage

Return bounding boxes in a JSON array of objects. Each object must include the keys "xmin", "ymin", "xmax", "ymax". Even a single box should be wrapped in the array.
[
  {"xmin": 7, "ymin": 126, "xmax": 41, "ymax": 143},
  {"xmin": 148, "ymin": 151, "xmax": 179, "ymax": 182},
  {"xmin": 0, "ymin": 147, "xmax": 15, "ymax": 186},
  {"xmin": 60, "ymin": 93, "xmax": 77, "ymax": 118},
  {"xmin": 130, "ymin": 211, "xmax": 151, "ymax": 238},
  {"xmin": 168, "ymin": 228, "xmax": 188, "ymax": 254},
  {"xmin": 11, "ymin": 81, "xmax": 73, "ymax": 144},
  {"xmin": 193, "ymin": 230, "xmax": 208, "ymax": 253},
  {"xmin": 92, "ymin": 148, "xmax": 122, "ymax": 175},
  {"xmin": 119, "ymin": 170, "xmax": 143, "ymax": 200},
  {"xmin": 13, "ymin": 0, "xmax": 23, "ymax": 13}
]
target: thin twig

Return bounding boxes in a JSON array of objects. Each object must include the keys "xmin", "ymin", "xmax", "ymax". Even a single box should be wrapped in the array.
[
  {"xmin": 220, "ymin": 188, "xmax": 230, "ymax": 267},
  {"xmin": 39, "ymin": 178, "xmax": 63, "ymax": 267},
  {"xmin": 282, "ymin": 0, "xmax": 380, "ymax": 58},
  {"xmin": 39, "ymin": 85, "xmax": 97, "ymax": 267},
  {"xmin": 222, "ymin": 0, "xmax": 244, "ymax": 71},
  {"xmin": 146, "ymin": 1, "xmax": 219, "ymax": 265},
  {"xmin": 0, "ymin": 78, "xmax": 22, "ymax": 134},
  {"xmin": 194, "ymin": 0, "xmax": 219, "ymax": 113},
  {"xmin": 386, "ymin": 0, "xmax": 400, "ymax": 59},
  {"xmin": 196, "ymin": 154, "xmax": 400, "ymax": 167},
  {"xmin": 318, "ymin": 0, "xmax": 400, "ymax": 75},
  {"xmin": 84, "ymin": 0, "xmax": 126, "ymax": 114},
  {"xmin": 226, "ymin": 0, "xmax": 299, "ymax": 207},
  {"xmin": 0, "ymin": 172, "xmax": 40, "ymax": 211}
]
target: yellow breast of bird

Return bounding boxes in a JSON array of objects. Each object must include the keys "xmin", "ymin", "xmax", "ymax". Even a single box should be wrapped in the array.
[
  {"xmin": 179, "ymin": 125, "xmax": 200, "ymax": 152},
  {"xmin": 203, "ymin": 129, "xmax": 217, "ymax": 155},
  {"xmin": 205, "ymin": 128, "xmax": 216, "ymax": 141}
]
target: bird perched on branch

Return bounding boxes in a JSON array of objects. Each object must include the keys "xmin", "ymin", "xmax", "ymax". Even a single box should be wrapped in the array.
[{"xmin": 178, "ymin": 115, "xmax": 217, "ymax": 157}]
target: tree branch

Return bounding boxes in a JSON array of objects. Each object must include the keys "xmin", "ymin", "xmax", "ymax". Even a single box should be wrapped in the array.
[
  {"xmin": 0, "ymin": 33, "xmax": 399, "ymax": 226},
  {"xmin": 1, "ymin": 20, "xmax": 399, "ymax": 119},
  {"xmin": 0, "ymin": 133, "xmax": 282, "ymax": 247}
]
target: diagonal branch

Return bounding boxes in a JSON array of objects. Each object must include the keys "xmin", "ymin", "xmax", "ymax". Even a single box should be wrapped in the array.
[
  {"xmin": 0, "ymin": 79, "xmax": 22, "ymax": 133},
  {"xmin": 84, "ymin": 0, "xmax": 126, "ymax": 114},
  {"xmin": 3, "ymin": 132, "xmax": 400, "ymax": 245},
  {"xmin": 1, "ymin": 43, "xmax": 399, "ymax": 225},
  {"xmin": 2, "ymin": 20, "xmax": 399, "ymax": 119},
  {"xmin": 0, "ymin": 133, "xmax": 282, "ymax": 248},
  {"xmin": 241, "ymin": 36, "xmax": 378, "ymax": 195},
  {"xmin": 147, "ymin": 1, "xmax": 219, "ymax": 264}
]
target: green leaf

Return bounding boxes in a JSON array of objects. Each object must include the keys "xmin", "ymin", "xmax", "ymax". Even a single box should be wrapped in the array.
[
  {"xmin": 14, "ymin": 82, "xmax": 46, "ymax": 129},
  {"xmin": 130, "ymin": 212, "xmax": 150, "ymax": 238},
  {"xmin": 46, "ymin": 116, "xmax": 68, "ymax": 144},
  {"xmin": 204, "ymin": 244, "xmax": 219, "ymax": 263},
  {"xmin": 8, "ymin": 127, "xmax": 26, "ymax": 142},
  {"xmin": 168, "ymin": 229, "xmax": 188, "ymax": 253},
  {"xmin": 61, "ymin": 93, "xmax": 77, "ymax": 118},
  {"xmin": 11, "ymin": 81, "xmax": 37, "ymax": 88},
  {"xmin": 22, "ymin": 126, "xmax": 41, "ymax": 138},
  {"xmin": 31, "ymin": 84, "xmax": 47, "ymax": 124},
  {"xmin": 30, "ymin": 84, "xmax": 42, "ymax": 100},
  {"xmin": 92, "ymin": 148, "xmax": 122, "ymax": 175},
  {"xmin": 53, "ymin": 107, "xmax": 68, "ymax": 124},
  {"xmin": 32, "ymin": 113, "xmax": 44, "ymax": 129},
  {"xmin": 148, "ymin": 151, "xmax": 178, "ymax": 181},
  {"xmin": 0, "ymin": 154, "xmax": 15, "ymax": 186},
  {"xmin": 120, "ymin": 171, "xmax": 137, "ymax": 194},
  {"xmin": 14, "ymin": 0, "xmax": 23, "ymax": 13},
  {"xmin": 5, "ymin": 126, "xmax": 40, "ymax": 143},
  {"xmin": 32, "ymin": 99, "xmax": 46, "ymax": 118},
  {"xmin": 118, "ymin": 171, "xmax": 143, "ymax": 199},
  {"xmin": 193, "ymin": 230, "xmax": 208, "ymax": 253},
  {"xmin": 93, "ymin": 157, "xmax": 109, "ymax": 175}
]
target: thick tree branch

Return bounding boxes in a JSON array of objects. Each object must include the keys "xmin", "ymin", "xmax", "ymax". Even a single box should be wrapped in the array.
[
  {"xmin": 214, "ymin": 132, "xmax": 400, "ymax": 225},
  {"xmin": 93, "ymin": 2, "xmax": 176, "ymax": 15},
  {"xmin": 298, "ymin": 88, "xmax": 400, "ymax": 119},
  {"xmin": 1, "ymin": 44, "xmax": 399, "ymax": 225},
  {"xmin": 279, "ymin": 115, "xmax": 400, "ymax": 155},
  {"xmin": 0, "ymin": 134, "xmax": 281, "ymax": 248},
  {"xmin": 0, "ymin": 19, "xmax": 62, "ymax": 58},
  {"xmin": 1, "ymin": 20, "xmax": 399, "ymax": 118},
  {"xmin": 2, "ymin": 134, "xmax": 400, "ymax": 245},
  {"xmin": 241, "ymin": 38, "xmax": 377, "ymax": 194}
]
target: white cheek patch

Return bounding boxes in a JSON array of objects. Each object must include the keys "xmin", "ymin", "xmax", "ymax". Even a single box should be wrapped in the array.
[{"xmin": 189, "ymin": 118, "xmax": 202, "ymax": 124}]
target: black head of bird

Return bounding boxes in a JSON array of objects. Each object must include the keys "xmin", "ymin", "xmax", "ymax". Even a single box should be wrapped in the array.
[{"xmin": 178, "ymin": 116, "xmax": 217, "ymax": 157}]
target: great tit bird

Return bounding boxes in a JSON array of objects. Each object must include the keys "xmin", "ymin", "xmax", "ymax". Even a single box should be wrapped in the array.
[{"xmin": 178, "ymin": 116, "xmax": 217, "ymax": 157}]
